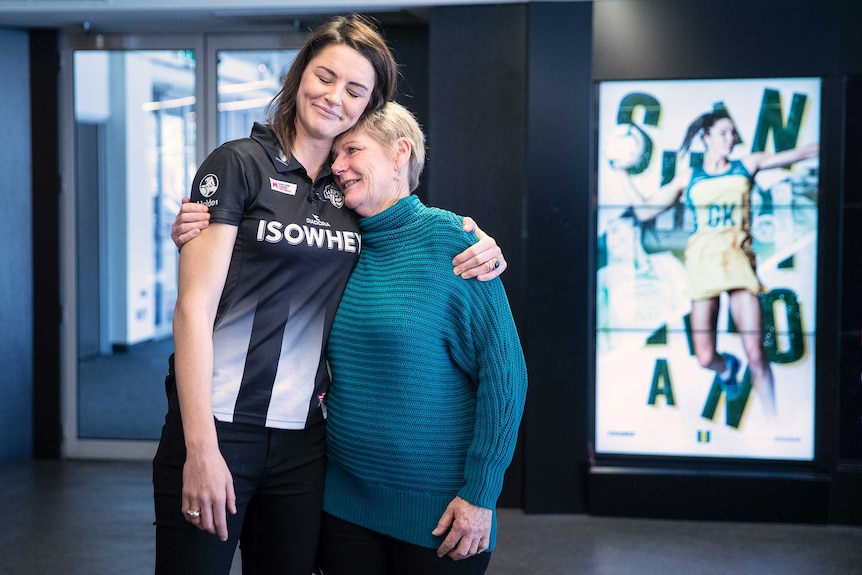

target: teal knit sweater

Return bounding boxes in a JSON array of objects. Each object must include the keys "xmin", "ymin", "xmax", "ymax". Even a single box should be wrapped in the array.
[{"xmin": 323, "ymin": 195, "xmax": 528, "ymax": 551}]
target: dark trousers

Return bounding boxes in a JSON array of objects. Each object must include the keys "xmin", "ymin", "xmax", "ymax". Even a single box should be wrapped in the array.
[
  {"xmin": 318, "ymin": 512, "xmax": 492, "ymax": 575},
  {"xmin": 153, "ymin": 411, "xmax": 326, "ymax": 575}
]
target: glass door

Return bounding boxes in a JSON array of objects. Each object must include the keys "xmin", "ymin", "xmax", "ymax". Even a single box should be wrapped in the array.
[
  {"xmin": 61, "ymin": 31, "xmax": 304, "ymax": 459},
  {"xmin": 203, "ymin": 34, "xmax": 304, "ymax": 151}
]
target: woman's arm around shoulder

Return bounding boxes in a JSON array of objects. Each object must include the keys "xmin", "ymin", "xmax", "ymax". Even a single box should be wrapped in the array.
[
  {"xmin": 452, "ymin": 217, "xmax": 507, "ymax": 281},
  {"xmin": 172, "ymin": 196, "xmax": 211, "ymax": 247}
]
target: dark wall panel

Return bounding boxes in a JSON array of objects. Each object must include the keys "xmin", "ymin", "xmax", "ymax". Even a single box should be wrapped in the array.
[
  {"xmin": 835, "ymin": 1, "xmax": 862, "ymax": 73},
  {"xmin": 384, "ymin": 23, "xmax": 430, "ymax": 200},
  {"xmin": 593, "ymin": 0, "xmax": 855, "ymax": 81},
  {"xmin": 0, "ymin": 28, "xmax": 34, "ymax": 461},
  {"xmin": 589, "ymin": 468, "xmax": 831, "ymax": 523},
  {"xmin": 835, "ymin": 76, "xmax": 862, "ymax": 523},
  {"xmin": 30, "ymin": 30, "xmax": 62, "ymax": 459},
  {"xmin": 427, "ymin": 4, "xmax": 527, "ymax": 507},
  {"xmin": 523, "ymin": 1, "xmax": 593, "ymax": 513}
]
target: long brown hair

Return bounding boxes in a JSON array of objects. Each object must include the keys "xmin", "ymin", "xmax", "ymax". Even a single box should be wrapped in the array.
[{"xmin": 265, "ymin": 14, "xmax": 398, "ymax": 161}]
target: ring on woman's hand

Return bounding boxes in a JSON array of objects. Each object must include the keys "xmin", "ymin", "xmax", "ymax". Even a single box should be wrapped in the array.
[
  {"xmin": 488, "ymin": 258, "xmax": 499, "ymax": 272},
  {"xmin": 185, "ymin": 509, "xmax": 201, "ymax": 519}
]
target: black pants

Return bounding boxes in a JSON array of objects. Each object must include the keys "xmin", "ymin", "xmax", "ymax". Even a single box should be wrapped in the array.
[
  {"xmin": 153, "ymin": 411, "xmax": 326, "ymax": 575},
  {"xmin": 318, "ymin": 512, "xmax": 492, "ymax": 575}
]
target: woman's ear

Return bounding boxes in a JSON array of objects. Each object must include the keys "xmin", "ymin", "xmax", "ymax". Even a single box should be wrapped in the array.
[{"xmin": 394, "ymin": 137, "xmax": 412, "ymax": 172}]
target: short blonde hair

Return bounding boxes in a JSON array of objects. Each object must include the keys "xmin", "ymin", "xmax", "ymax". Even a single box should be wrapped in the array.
[{"xmin": 342, "ymin": 101, "xmax": 426, "ymax": 192}]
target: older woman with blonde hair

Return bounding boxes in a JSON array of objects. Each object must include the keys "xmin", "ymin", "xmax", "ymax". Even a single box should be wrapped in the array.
[{"xmin": 320, "ymin": 101, "xmax": 527, "ymax": 575}]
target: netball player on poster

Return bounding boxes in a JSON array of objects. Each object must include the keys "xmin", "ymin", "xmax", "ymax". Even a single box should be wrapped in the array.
[{"xmin": 611, "ymin": 111, "xmax": 817, "ymax": 417}]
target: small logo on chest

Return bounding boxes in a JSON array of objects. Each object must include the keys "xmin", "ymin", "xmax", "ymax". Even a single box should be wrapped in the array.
[
  {"xmin": 270, "ymin": 178, "xmax": 297, "ymax": 195},
  {"xmin": 306, "ymin": 214, "xmax": 331, "ymax": 227},
  {"xmin": 321, "ymin": 183, "xmax": 345, "ymax": 208}
]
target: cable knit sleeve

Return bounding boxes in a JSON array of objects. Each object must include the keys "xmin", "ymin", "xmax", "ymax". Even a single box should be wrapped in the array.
[{"xmin": 439, "ymin": 218, "xmax": 528, "ymax": 510}]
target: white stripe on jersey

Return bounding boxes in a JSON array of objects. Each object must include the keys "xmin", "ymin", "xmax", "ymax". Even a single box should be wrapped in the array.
[
  {"xmin": 267, "ymin": 297, "xmax": 325, "ymax": 428},
  {"xmin": 211, "ymin": 296, "xmax": 256, "ymax": 424}
]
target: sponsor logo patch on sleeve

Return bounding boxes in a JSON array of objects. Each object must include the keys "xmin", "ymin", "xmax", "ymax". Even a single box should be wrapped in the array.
[{"xmin": 199, "ymin": 174, "xmax": 219, "ymax": 197}]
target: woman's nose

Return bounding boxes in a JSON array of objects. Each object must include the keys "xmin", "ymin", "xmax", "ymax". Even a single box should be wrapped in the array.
[{"xmin": 325, "ymin": 86, "xmax": 342, "ymax": 107}]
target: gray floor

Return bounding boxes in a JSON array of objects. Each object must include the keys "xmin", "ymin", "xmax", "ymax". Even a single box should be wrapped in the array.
[{"xmin": 2, "ymin": 459, "xmax": 861, "ymax": 574}]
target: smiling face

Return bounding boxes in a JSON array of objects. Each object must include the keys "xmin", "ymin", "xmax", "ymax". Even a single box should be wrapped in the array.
[
  {"xmin": 331, "ymin": 128, "xmax": 408, "ymax": 217},
  {"xmin": 295, "ymin": 44, "xmax": 376, "ymax": 143}
]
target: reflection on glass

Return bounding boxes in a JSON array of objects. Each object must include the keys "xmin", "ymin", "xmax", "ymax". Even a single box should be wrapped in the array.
[
  {"xmin": 217, "ymin": 50, "xmax": 298, "ymax": 145},
  {"xmin": 75, "ymin": 50, "xmax": 195, "ymax": 440},
  {"xmin": 73, "ymin": 48, "xmax": 301, "ymax": 442}
]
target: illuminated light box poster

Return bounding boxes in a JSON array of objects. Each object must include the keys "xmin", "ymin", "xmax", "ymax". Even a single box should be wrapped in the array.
[{"xmin": 595, "ymin": 78, "xmax": 820, "ymax": 460}]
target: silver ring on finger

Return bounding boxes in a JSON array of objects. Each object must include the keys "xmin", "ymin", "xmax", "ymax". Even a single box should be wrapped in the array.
[{"xmin": 185, "ymin": 509, "xmax": 201, "ymax": 519}]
